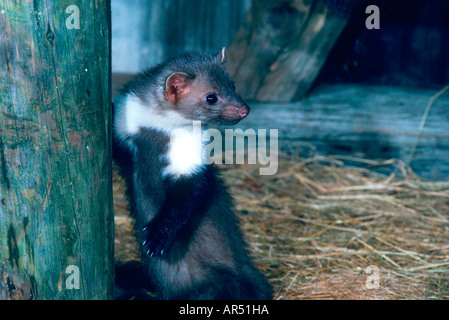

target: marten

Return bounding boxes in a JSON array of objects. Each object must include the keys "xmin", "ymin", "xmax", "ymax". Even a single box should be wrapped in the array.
[{"xmin": 113, "ymin": 48, "xmax": 272, "ymax": 300}]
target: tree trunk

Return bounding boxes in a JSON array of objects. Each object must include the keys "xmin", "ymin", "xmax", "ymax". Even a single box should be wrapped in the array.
[{"xmin": 0, "ymin": 0, "xmax": 113, "ymax": 299}]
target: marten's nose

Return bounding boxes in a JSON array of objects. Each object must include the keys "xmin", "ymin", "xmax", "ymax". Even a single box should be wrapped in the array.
[
  {"xmin": 220, "ymin": 104, "xmax": 250, "ymax": 122},
  {"xmin": 239, "ymin": 106, "xmax": 249, "ymax": 118}
]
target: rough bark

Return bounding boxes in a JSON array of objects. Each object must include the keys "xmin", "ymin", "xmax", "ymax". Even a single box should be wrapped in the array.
[{"xmin": 0, "ymin": 0, "xmax": 113, "ymax": 299}]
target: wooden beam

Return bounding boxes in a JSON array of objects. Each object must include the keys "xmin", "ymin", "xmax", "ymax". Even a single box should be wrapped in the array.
[
  {"xmin": 226, "ymin": 0, "xmax": 350, "ymax": 102},
  {"xmin": 233, "ymin": 84, "xmax": 449, "ymax": 181},
  {"xmin": 0, "ymin": 1, "xmax": 113, "ymax": 299}
]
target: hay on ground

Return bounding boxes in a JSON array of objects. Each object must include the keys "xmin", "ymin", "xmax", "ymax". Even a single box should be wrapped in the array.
[{"xmin": 114, "ymin": 154, "xmax": 449, "ymax": 300}]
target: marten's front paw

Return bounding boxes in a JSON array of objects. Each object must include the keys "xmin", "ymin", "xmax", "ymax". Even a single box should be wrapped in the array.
[{"xmin": 141, "ymin": 222, "xmax": 175, "ymax": 257}]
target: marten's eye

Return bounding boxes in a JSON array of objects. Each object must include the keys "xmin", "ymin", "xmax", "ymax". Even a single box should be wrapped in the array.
[{"xmin": 205, "ymin": 93, "xmax": 219, "ymax": 106}]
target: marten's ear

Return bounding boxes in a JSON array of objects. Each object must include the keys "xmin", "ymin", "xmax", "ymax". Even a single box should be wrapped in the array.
[
  {"xmin": 216, "ymin": 47, "xmax": 226, "ymax": 64},
  {"xmin": 165, "ymin": 72, "xmax": 192, "ymax": 103}
]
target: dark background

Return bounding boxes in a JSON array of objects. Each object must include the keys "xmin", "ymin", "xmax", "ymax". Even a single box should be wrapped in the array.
[{"xmin": 318, "ymin": 0, "xmax": 449, "ymax": 89}]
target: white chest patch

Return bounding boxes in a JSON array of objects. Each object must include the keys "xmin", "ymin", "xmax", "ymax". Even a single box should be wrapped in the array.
[
  {"xmin": 114, "ymin": 93, "xmax": 191, "ymax": 139},
  {"xmin": 163, "ymin": 127, "xmax": 206, "ymax": 178},
  {"xmin": 114, "ymin": 93, "xmax": 206, "ymax": 178}
]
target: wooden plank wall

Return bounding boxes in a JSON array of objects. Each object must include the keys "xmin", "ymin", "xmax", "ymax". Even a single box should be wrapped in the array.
[{"xmin": 112, "ymin": 0, "xmax": 252, "ymax": 73}]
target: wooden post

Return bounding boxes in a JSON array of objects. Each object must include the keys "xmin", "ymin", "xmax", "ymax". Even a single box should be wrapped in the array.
[
  {"xmin": 226, "ymin": 0, "xmax": 351, "ymax": 102},
  {"xmin": 0, "ymin": 0, "xmax": 113, "ymax": 299}
]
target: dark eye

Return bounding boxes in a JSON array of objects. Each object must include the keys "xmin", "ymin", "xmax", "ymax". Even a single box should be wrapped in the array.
[{"xmin": 205, "ymin": 93, "xmax": 219, "ymax": 105}]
